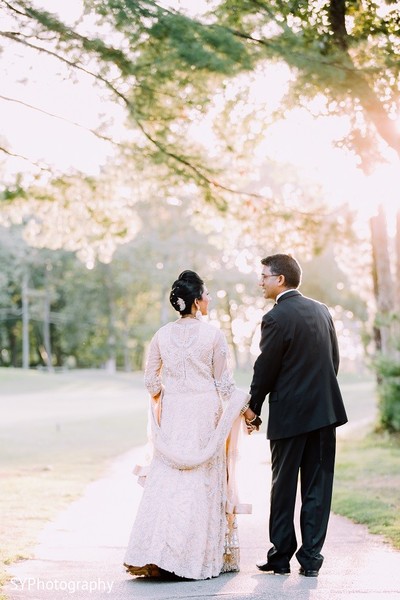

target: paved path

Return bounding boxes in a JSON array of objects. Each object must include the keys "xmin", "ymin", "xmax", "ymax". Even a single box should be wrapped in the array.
[{"xmin": 5, "ymin": 432, "xmax": 400, "ymax": 600}]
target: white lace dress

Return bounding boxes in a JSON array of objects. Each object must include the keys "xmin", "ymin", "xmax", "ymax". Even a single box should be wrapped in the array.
[{"xmin": 124, "ymin": 318, "xmax": 250, "ymax": 580}]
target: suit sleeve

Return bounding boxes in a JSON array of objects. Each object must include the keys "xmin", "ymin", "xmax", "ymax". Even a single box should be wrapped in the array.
[
  {"xmin": 249, "ymin": 315, "xmax": 284, "ymax": 416},
  {"xmin": 327, "ymin": 312, "xmax": 340, "ymax": 375}
]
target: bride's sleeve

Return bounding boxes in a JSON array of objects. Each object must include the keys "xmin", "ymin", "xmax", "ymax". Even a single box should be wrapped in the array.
[
  {"xmin": 213, "ymin": 330, "xmax": 249, "ymax": 411},
  {"xmin": 144, "ymin": 332, "xmax": 163, "ymax": 398},
  {"xmin": 212, "ymin": 330, "xmax": 236, "ymax": 402}
]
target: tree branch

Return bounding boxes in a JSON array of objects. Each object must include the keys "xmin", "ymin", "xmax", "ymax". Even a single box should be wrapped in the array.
[
  {"xmin": 325, "ymin": 1, "xmax": 400, "ymax": 157},
  {"xmin": 0, "ymin": 0, "xmax": 28, "ymax": 18},
  {"xmin": 0, "ymin": 32, "xmax": 268, "ymax": 200},
  {"xmin": 222, "ymin": 25, "xmax": 362, "ymax": 74},
  {"xmin": 0, "ymin": 145, "xmax": 51, "ymax": 172},
  {"xmin": 0, "ymin": 94, "xmax": 136, "ymax": 152},
  {"xmin": 0, "ymin": 31, "xmax": 120, "ymax": 92},
  {"xmin": 224, "ymin": 12, "xmax": 400, "ymax": 158}
]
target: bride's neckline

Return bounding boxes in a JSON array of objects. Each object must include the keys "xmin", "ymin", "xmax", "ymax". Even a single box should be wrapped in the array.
[{"xmin": 178, "ymin": 315, "xmax": 198, "ymax": 321}]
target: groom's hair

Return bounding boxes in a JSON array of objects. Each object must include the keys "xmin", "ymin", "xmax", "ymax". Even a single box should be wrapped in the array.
[{"xmin": 261, "ymin": 254, "xmax": 302, "ymax": 288}]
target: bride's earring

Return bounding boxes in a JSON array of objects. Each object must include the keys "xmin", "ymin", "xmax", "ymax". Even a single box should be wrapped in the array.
[{"xmin": 195, "ymin": 306, "xmax": 203, "ymax": 320}]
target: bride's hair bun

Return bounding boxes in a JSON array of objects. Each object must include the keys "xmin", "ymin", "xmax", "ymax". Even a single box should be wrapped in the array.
[{"xmin": 169, "ymin": 270, "xmax": 204, "ymax": 315}]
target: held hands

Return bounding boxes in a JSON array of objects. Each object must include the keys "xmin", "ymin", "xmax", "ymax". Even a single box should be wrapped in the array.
[{"xmin": 243, "ymin": 407, "xmax": 262, "ymax": 434}]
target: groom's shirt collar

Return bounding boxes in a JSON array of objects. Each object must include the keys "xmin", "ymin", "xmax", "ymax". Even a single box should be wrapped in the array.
[{"xmin": 276, "ymin": 289, "xmax": 297, "ymax": 302}]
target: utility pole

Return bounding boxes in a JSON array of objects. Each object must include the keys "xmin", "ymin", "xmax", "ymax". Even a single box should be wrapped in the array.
[
  {"xmin": 43, "ymin": 262, "xmax": 53, "ymax": 371},
  {"xmin": 22, "ymin": 270, "xmax": 29, "ymax": 369}
]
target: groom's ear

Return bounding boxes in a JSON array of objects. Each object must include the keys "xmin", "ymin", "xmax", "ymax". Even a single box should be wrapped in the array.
[{"xmin": 277, "ymin": 274, "xmax": 285, "ymax": 287}]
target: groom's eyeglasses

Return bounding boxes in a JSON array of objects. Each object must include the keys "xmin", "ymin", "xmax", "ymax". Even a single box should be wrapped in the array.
[{"xmin": 260, "ymin": 274, "xmax": 280, "ymax": 281}]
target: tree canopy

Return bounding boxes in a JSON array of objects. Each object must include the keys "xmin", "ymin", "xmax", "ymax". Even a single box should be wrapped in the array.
[
  {"xmin": 2, "ymin": 0, "xmax": 399, "ymax": 185},
  {"xmin": 216, "ymin": 0, "xmax": 400, "ymax": 166}
]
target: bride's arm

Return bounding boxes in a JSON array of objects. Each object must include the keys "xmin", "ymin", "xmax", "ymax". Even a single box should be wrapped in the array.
[
  {"xmin": 212, "ymin": 330, "xmax": 261, "ymax": 432},
  {"xmin": 212, "ymin": 330, "xmax": 251, "ymax": 410},
  {"xmin": 212, "ymin": 330, "xmax": 236, "ymax": 402},
  {"xmin": 144, "ymin": 332, "xmax": 163, "ymax": 400}
]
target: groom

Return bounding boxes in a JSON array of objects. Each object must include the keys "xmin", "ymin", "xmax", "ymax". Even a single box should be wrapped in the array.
[{"xmin": 244, "ymin": 253, "xmax": 347, "ymax": 577}]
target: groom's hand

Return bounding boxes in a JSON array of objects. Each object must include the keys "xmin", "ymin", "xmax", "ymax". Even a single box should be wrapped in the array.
[{"xmin": 243, "ymin": 408, "xmax": 262, "ymax": 433}]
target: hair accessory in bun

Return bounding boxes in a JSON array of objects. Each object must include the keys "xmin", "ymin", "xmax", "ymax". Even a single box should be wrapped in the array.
[{"xmin": 176, "ymin": 297, "xmax": 186, "ymax": 311}]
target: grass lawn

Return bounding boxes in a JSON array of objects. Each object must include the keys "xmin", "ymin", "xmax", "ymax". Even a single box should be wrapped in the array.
[
  {"xmin": 332, "ymin": 372, "xmax": 400, "ymax": 550},
  {"xmin": 333, "ymin": 430, "xmax": 400, "ymax": 549},
  {"xmin": 0, "ymin": 368, "xmax": 149, "ymax": 592}
]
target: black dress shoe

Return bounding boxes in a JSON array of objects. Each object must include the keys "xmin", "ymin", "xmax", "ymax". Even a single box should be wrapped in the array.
[
  {"xmin": 256, "ymin": 560, "xmax": 290, "ymax": 574},
  {"xmin": 299, "ymin": 567, "xmax": 319, "ymax": 577}
]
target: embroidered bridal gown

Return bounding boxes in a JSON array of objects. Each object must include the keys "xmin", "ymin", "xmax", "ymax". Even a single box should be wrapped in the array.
[{"xmin": 124, "ymin": 318, "xmax": 250, "ymax": 580}]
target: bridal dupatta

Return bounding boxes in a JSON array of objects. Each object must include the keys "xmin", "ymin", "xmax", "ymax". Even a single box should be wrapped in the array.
[{"xmin": 134, "ymin": 388, "xmax": 251, "ymax": 573}]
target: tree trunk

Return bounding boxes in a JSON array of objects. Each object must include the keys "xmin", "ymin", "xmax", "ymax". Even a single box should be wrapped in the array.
[
  {"xmin": 327, "ymin": 1, "xmax": 400, "ymax": 158},
  {"xmin": 370, "ymin": 205, "xmax": 395, "ymax": 357},
  {"xmin": 396, "ymin": 210, "xmax": 400, "ymax": 311}
]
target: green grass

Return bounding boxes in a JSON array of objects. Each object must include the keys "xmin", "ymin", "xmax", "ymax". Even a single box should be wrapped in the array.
[
  {"xmin": 332, "ymin": 372, "xmax": 400, "ymax": 549},
  {"xmin": 332, "ymin": 375, "xmax": 400, "ymax": 549},
  {"xmin": 337, "ymin": 371, "xmax": 378, "ymax": 426},
  {"xmin": 333, "ymin": 430, "xmax": 400, "ymax": 549},
  {"xmin": 0, "ymin": 368, "xmax": 149, "ymax": 591}
]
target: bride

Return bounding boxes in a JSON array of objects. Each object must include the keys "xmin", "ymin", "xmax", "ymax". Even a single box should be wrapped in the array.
[{"xmin": 124, "ymin": 270, "xmax": 258, "ymax": 580}]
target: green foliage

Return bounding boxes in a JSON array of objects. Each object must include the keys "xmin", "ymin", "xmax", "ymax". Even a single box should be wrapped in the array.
[
  {"xmin": 3, "ymin": 0, "xmax": 399, "ymax": 195},
  {"xmin": 301, "ymin": 247, "xmax": 368, "ymax": 321},
  {"xmin": 215, "ymin": 0, "xmax": 400, "ymax": 163},
  {"xmin": 149, "ymin": 14, "xmax": 250, "ymax": 73},
  {"xmin": 0, "ymin": 183, "xmax": 27, "ymax": 203},
  {"xmin": 0, "ymin": 180, "xmax": 365, "ymax": 371},
  {"xmin": 375, "ymin": 354, "xmax": 400, "ymax": 432},
  {"xmin": 1, "ymin": 0, "xmax": 253, "ymax": 202}
]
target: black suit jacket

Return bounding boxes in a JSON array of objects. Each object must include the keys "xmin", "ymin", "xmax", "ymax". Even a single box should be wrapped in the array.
[{"xmin": 249, "ymin": 290, "xmax": 348, "ymax": 440}]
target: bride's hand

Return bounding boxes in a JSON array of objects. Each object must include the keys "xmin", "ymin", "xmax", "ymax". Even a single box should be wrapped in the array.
[{"xmin": 243, "ymin": 408, "xmax": 262, "ymax": 434}]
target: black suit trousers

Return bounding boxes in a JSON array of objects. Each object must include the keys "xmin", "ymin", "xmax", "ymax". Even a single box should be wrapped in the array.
[{"xmin": 268, "ymin": 425, "xmax": 336, "ymax": 571}]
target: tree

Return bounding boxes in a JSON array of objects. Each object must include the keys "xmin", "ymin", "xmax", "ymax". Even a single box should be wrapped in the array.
[
  {"xmin": 370, "ymin": 205, "xmax": 400, "ymax": 431},
  {"xmin": 0, "ymin": 187, "xmax": 363, "ymax": 371},
  {"xmin": 0, "ymin": 0, "xmax": 368, "ymax": 259},
  {"xmin": 2, "ymin": 1, "xmax": 399, "ymax": 176},
  {"xmin": 215, "ymin": 0, "xmax": 400, "ymax": 169},
  {"xmin": 0, "ymin": 0, "xmax": 254, "ymax": 203}
]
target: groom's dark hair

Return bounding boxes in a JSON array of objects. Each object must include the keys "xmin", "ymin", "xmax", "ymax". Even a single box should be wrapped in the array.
[{"xmin": 261, "ymin": 254, "xmax": 302, "ymax": 288}]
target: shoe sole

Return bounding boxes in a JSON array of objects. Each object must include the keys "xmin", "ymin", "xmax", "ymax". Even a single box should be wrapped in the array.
[
  {"xmin": 257, "ymin": 566, "xmax": 290, "ymax": 575},
  {"xmin": 299, "ymin": 569, "xmax": 319, "ymax": 577}
]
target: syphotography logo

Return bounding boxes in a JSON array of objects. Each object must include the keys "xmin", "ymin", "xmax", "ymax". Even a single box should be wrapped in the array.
[{"xmin": 11, "ymin": 577, "xmax": 114, "ymax": 594}]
